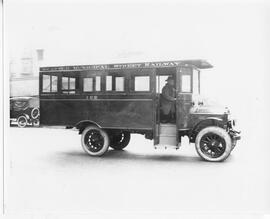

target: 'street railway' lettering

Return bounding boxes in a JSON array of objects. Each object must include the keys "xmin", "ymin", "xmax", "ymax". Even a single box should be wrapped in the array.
[{"xmin": 40, "ymin": 60, "xmax": 212, "ymax": 72}]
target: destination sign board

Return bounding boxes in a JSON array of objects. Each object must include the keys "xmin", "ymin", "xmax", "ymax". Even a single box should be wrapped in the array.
[{"xmin": 40, "ymin": 60, "xmax": 212, "ymax": 72}]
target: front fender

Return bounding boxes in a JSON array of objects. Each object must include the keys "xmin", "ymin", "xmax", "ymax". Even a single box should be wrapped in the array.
[{"xmin": 189, "ymin": 117, "xmax": 226, "ymax": 142}]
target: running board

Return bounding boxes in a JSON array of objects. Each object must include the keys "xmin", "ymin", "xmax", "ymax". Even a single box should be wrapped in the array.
[
  {"xmin": 157, "ymin": 124, "xmax": 178, "ymax": 147},
  {"xmin": 154, "ymin": 144, "xmax": 180, "ymax": 150}
]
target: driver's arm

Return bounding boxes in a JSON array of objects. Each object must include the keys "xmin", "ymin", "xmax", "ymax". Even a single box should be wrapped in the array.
[{"xmin": 162, "ymin": 86, "xmax": 176, "ymax": 101}]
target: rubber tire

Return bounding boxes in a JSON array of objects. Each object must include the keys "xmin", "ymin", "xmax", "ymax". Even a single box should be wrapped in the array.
[
  {"xmin": 17, "ymin": 115, "xmax": 27, "ymax": 128},
  {"xmin": 32, "ymin": 119, "xmax": 40, "ymax": 127},
  {"xmin": 195, "ymin": 126, "xmax": 232, "ymax": 162},
  {"xmin": 110, "ymin": 132, "xmax": 131, "ymax": 150},
  {"xmin": 81, "ymin": 126, "xmax": 109, "ymax": 156},
  {"xmin": 31, "ymin": 108, "xmax": 40, "ymax": 119}
]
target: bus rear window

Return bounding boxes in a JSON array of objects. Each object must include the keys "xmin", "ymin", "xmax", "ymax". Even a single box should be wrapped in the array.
[{"xmin": 42, "ymin": 74, "xmax": 58, "ymax": 93}]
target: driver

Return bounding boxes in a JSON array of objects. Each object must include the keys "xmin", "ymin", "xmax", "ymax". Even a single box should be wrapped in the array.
[{"xmin": 160, "ymin": 76, "xmax": 176, "ymax": 123}]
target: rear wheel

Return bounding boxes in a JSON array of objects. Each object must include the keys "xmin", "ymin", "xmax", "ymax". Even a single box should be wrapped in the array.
[
  {"xmin": 195, "ymin": 126, "xmax": 232, "ymax": 162},
  {"xmin": 81, "ymin": 126, "xmax": 109, "ymax": 156},
  {"xmin": 17, "ymin": 115, "xmax": 27, "ymax": 128},
  {"xmin": 110, "ymin": 132, "xmax": 131, "ymax": 150}
]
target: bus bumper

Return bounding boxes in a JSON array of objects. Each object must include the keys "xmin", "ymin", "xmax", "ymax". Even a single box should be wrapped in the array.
[{"xmin": 229, "ymin": 129, "xmax": 241, "ymax": 148}]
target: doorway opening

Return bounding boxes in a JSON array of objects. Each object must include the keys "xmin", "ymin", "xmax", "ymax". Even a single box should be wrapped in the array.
[{"xmin": 156, "ymin": 67, "xmax": 176, "ymax": 124}]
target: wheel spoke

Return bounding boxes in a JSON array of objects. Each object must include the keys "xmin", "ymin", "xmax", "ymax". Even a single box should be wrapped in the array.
[
  {"xmin": 84, "ymin": 129, "xmax": 104, "ymax": 152},
  {"xmin": 200, "ymin": 132, "xmax": 227, "ymax": 159}
]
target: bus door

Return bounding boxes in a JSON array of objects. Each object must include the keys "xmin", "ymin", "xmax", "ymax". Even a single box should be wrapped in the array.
[
  {"xmin": 154, "ymin": 69, "xmax": 177, "ymax": 146},
  {"xmin": 176, "ymin": 67, "xmax": 193, "ymax": 131},
  {"xmin": 154, "ymin": 73, "xmax": 167, "ymax": 144}
]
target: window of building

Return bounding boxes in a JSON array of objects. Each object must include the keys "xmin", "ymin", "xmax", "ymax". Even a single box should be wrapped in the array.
[
  {"xmin": 134, "ymin": 76, "xmax": 150, "ymax": 91},
  {"xmin": 42, "ymin": 74, "xmax": 58, "ymax": 93}
]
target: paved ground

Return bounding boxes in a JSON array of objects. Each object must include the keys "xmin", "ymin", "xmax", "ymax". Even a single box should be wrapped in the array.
[{"xmin": 4, "ymin": 124, "xmax": 270, "ymax": 216}]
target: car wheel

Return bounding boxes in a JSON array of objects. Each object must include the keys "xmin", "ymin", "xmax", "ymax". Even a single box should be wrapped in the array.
[
  {"xmin": 31, "ymin": 108, "xmax": 40, "ymax": 119},
  {"xmin": 81, "ymin": 126, "xmax": 109, "ymax": 156},
  {"xmin": 17, "ymin": 115, "xmax": 27, "ymax": 128},
  {"xmin": 33, "ymin": 119, "xmax": 40, "ymax": 127},
  {"xmin": 195, "ymin": 126, "xmax": 232, "ymax": 162},
  {"xmin": 110, "ymin": 131, "xmax": 131, "ymax": 150}
]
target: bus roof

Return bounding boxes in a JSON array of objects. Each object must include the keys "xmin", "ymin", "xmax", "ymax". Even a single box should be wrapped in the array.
[{"xmin": 40, "ymin": 59, "xmax": 213, "ymax": 72}]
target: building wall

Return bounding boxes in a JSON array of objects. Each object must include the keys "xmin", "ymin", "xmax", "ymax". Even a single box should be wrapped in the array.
[
  {"xmin": 10, "ymin": 77, "xmax": 39, "ymax": 97},
  {"xmin": 10, "ymin": 48, "xmax": 44, "ymax": 97}
]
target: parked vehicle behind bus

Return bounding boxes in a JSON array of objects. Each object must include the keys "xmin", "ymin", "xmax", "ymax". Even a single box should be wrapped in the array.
[
  {"xmin": 10, "ymin": 96, "xmax": 40, "ymax": 128},
  {"xmin": 39, "ymin": 59, "xmax": 240, "ymax": 162}
]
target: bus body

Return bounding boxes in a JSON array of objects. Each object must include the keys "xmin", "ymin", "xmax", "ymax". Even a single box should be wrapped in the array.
[{"xmin": 39, "ymin": 59, "xmax": 240, "ymax": 162}]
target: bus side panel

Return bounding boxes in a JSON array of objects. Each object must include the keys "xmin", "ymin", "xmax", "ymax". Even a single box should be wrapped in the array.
[
  {"xmin": 40, "ymin": 99, "xmax": 88, "ymax": 126},
  {"xmin": 40, "ymin": 99, "xmax": 154, "ymax": 129},
  {"xmin": 95, "ymin": 100, "xmax": 153, "ymax": 128}
]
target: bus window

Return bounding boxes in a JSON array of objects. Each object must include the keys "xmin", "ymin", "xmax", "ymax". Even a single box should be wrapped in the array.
[
  {"xmin": 106, "ymin": 75, "xmax": 125, "ymax": 92},
  {"xmin": 62, "ymin": 77, "xmax": 69, "ymax": 90},
  {"xmin": 42, "ymin": 74, "xmax": 58, "ymax": 93},
  {"xmin": 115, "ymin": 76, "xmax": 124, "ymax": 91},
  {"xmin": 51, "ymin": 76, "xmax": 58, "ymax": 92},
  {"xmin": 156, "ymin": 75, "xmax": 170, "ymax": 94},
  {"xmin": 62, "ymin": 76, "xmax": 78, "ymax": 94},
  {"xmin": 106, "ymin": 76, "xmax": 112, "ymax": 91},
  {"xmin": 83, "ymin": 76, "xmax": 101, "ymax": 92},
  {"xmin": 43, "ymin": 75, "xmax": 50, "ymax": 92},
  {"xmin": 95, "ymin": 76, "xmax": 101, "ymax": 91},
  {"xmin": 83, "ymin": 78, "xmax": 93, "ymax": 92},
  {"xmin": 192, "ymin": 69, "xmax": 200, "ymax": 94},
  {"xmin": 134, "ymin": 76, "xmax": 150, "ymax": 91},
  {"xmin": 181, "ymin": 75, "xmax": 191, "ymax": 93}
]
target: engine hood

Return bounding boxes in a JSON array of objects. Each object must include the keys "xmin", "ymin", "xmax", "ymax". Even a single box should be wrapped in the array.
[
  {"xmin": 190, "ymin": 96, "xmax": 230, "ymax": 115},
  {"xmin": 190, "ymin": 105, "xmax": 229, "ymax": 115}
]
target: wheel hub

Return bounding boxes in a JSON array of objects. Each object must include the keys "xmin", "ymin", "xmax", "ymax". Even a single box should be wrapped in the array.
[
  {"xmin": 200, "ymin": 133, "xmax": 226, "ymax": 158},
  {"xmin": 85, "ymin": 130, "xmax": 104, "ymax": 152}
]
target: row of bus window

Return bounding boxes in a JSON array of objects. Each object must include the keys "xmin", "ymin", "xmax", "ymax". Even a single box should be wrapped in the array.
[{"xmin": 42, "ymin": 74, "xmax": 150, "ymax": 93}]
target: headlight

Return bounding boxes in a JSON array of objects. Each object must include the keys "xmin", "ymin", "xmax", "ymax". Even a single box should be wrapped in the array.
[
  {"xmin": 228, "ymin": 118, "xmax": 236, "ymax": 129},
  {"xmin": 227, "ymin": 113, "xmax": 231, "ymax": 121}
]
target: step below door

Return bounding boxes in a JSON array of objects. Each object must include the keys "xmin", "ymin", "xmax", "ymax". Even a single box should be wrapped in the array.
[{"xmin": 158, "ymin": 124, "xmax": 177, "ymax": 146}]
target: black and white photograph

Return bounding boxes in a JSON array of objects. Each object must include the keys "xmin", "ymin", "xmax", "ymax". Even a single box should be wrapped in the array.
[{"xmin": 1, "ymin": 0, "xmax": 270, "ymax": 218}]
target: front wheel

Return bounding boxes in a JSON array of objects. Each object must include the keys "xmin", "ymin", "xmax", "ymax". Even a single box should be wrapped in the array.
[
  {"xmin": 81, "ymin": 126, "xmax": 109, "ymax": 156},
  {"xmin": 17, "ymin": 115, "xmax": 27, "ymax": 128},
  {"xmin": 110, "ymin": 132, "xmax": 131, "ymax": 150},
  {"xmin": 195, "ymin": 126, "xmax": 232, "ymax": 162}
]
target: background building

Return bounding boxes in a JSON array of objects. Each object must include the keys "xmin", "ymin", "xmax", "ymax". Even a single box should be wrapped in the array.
[{"xmin": 10, "ymin": 48, "xmax": 44, "ymax": 97}]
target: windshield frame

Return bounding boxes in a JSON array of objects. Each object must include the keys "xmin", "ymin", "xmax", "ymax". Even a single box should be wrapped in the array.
[{"xmin": 192, "ymin": 68, "xmax": 200, "ymax": 95}]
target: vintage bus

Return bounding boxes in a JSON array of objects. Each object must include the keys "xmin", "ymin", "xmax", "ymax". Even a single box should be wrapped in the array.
[{"xmin": 39, "ymin": 59, "xmax": 240, "ymax": 162}]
